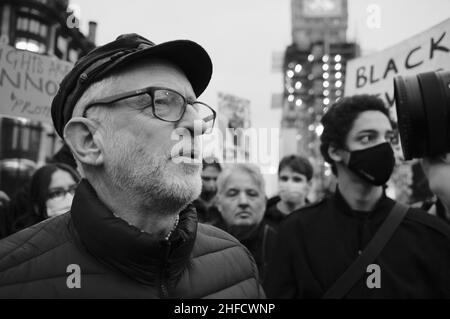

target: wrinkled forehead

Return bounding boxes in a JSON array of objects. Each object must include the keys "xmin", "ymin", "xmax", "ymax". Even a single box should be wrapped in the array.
[{"xmin": 222, "ymin": 171, "xmax": 262, "ymax": 192}]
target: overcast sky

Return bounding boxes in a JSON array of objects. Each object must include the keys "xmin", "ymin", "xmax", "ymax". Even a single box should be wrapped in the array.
[{"xmin": 70, "ymin": 0, "xmax": 450, "ymax": 130}]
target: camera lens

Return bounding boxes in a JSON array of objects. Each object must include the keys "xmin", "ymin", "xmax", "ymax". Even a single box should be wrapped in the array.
[{"xmin": 394, "ymin": 70, "xmax": 450, "ymax": 160}]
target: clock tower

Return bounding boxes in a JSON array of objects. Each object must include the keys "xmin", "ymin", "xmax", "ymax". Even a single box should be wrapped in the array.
[{"xmin": 292, "ymin": 0, "xmax": 348, "ymax": 50}]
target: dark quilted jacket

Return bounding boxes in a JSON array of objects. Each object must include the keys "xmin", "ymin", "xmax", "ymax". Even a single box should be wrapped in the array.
[{"xmin": 0, "ymin": 180, "xmax": 264, "ymax": 298}]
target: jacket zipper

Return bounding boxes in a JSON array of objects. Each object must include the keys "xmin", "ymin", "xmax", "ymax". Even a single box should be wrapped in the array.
[{"xmin": 160, "ymin": 240, "xmax": 171, "ymax": 298}]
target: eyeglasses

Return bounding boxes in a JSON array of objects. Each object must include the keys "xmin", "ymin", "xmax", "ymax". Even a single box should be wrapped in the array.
[
  {"xmin": 83, "ymin": 86, "xmax": 217, "ymax": 134},
  {"xmin": 47, "ymin": 184, "xmax": 77, "ymax": 200}
]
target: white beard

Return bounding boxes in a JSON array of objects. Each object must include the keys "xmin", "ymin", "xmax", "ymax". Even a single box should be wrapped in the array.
[{"xmin": 103, "ymin": 131, "xmax": 202, "ymax": 215}]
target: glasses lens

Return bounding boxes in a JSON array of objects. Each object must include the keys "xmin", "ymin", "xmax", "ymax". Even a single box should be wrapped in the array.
[
  {"xmin": 153, "ymin": 89, "xmax": 185, "ymax": 121},
  {"xmin": 47, "ymin": 189, "xmax": 65, "ymax": 200},
  {"xmin": 193, "ymin": 102, "xmax": 215, "ymax": 134},
  {"xmin": 47, "ymin": 184, "xmax": 77, "ymax": 200}
]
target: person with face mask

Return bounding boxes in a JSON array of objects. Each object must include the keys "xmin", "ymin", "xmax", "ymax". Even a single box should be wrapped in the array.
[
  {"xmin": 265, "ymin": 94, "xmax": 450, "ymax": 299},
  {"xmin": 11, "ymin": 163, "xmax": 80, "ymax": 233},
  {"xmin": 265, "ymin": 155, "xmax": 313, "ymax": 228}
]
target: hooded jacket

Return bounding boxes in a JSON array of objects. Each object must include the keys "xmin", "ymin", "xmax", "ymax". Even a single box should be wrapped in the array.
[{"xmin": 0, "ymin": 179, "xmax": 264, "ymax": 298}]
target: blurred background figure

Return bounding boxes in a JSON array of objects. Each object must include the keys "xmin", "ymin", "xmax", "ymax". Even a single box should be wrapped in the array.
[
  {"xmin": 419, "ymin": 156, "xmax": 450, "ymax": 224},
  {"xmin": 0, "ymin": 190, "xmax": 10, "ymax": 239},
  {"xmin": 215, "ymin": 164, "xmax": 276, "ymax": 283},
  {"xmin": 47, "ymin": 143, "xmax": 78, "ymax": 170},
  {"xmin": 193, "ymin": 158, "xmax": 222, "ymax": 225},
  {"xmin": 10, "ymin": 163, "xmax": 80, "ymax": 233},
  {"xmin": 265, "ymin": 155, "xmax": 313, "ymax": 228},
  {"xmin": 0, "ymin": 191, "xmax": 10, "ymax": 205}
]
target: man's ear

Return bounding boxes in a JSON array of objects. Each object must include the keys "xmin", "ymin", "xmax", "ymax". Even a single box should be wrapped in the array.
[
  {"xmin": 328, "ymin": 144, "xmax": 345, "ymax": 164},
  {"xmin": 63, "ymin": 117, "xmax": 105, "ymax": 167}
]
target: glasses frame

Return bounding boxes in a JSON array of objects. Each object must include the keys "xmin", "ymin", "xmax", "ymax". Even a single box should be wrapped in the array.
[
  {"xmin": 46, "ymin": 184, "xmax": 78, "ymax": 200},
  {"xmin": 82, "ymin": 86, "xmax": 216, "ymax": 129}
]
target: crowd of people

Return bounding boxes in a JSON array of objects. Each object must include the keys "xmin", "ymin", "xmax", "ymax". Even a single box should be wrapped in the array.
[{"xmin": 0, "ymin": 33, "xmax": 450, "ymax": 298}]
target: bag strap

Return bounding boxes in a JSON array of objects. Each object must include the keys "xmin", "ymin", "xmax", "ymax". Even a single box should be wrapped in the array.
[{"xmin": 323, "ymin": 202, "xmax": 409, "ymax": 299}]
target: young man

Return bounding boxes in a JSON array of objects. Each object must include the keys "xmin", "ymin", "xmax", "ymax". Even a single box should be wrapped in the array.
[
  {"xmin": 265, "ymin": 94, "xmax": 450, "ymax": 298},
  {"xmin": 0, "ymin": 34, "xmax": 263, "ymax": 298}
]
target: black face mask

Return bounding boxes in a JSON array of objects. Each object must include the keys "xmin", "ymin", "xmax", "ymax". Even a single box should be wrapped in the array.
[{"xmin": 346, "ymin": 142, "xmax": 395, "ymax": 186}]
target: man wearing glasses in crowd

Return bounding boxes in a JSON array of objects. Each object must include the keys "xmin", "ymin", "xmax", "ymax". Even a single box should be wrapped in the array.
[{"xmin": 0, "ymin": 34, "xmax": 263, "ymax": 298}]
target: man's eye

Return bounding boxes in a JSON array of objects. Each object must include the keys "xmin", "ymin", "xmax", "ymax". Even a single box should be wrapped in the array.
[
  {"xmin": 48, "ymin": 189, "xmax": 64, "ymax": 199},
  {"xmin": 292, "ymin": 177, "xmax": 304, "ymax": 183},
  {"xmin": 226, "ymin": 190, "xmax": 238, "ymax": 197},
  {"xmin": 279, "ymin": 176, "xmax": 288, "ymax": 182},
  {"xmin": 247, "ymin": 190, "xmax": 259, "ymax": 197},
  {"xmin": 154, "ymin": 96, "xmax": 171, "ymax": 106},
  {"xmin": 153, "ymin": 97, "xmax": 172, "ymax": 116},
  {"xmin": 360, "ymin": 135, "xmax": 372, "ymax": 144}
]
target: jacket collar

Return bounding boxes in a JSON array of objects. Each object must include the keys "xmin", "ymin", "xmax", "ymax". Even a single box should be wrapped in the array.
[
  {"xmin": 332, "ymin": 186, "xmax": 394, "ymax": 221},
  {"xmin": 71, "ymin": 179, "xmax": 197, "ymax": 286}
]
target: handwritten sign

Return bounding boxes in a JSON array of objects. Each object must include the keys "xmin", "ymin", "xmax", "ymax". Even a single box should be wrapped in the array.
[
  {"xmin": 0, "ymin": 43, "xmax": 73, "ymax": 123},
  {"xmin": 345, "ymin": 18, "xmax": 450, "ymax": 115}
]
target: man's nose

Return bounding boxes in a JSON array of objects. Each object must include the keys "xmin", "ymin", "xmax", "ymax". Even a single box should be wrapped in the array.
[
  {"xmin": 176, "ymin": 104, "xmax": 207, "ymax": 136},
  {"xmin": 238, "ymin": 193, "xmax": 250, "ymax": 206}
]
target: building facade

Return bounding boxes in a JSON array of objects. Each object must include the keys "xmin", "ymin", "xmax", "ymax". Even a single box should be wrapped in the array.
[{"xmin": 0, "ymin": 0, "xmax": 96, "ymax": 196}]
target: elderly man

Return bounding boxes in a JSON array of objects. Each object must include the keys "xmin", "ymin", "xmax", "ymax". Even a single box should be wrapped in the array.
[
  {"xmin": 0, "ymin": 34, "xmax": 263, "ymax": 298},
  {"xmin": 215, "ymin": 164, "xmax": 276, "ymax": 284}
]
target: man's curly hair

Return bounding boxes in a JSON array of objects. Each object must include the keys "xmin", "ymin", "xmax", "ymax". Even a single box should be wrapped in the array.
[{"xmin": 320, "ymin": 94, "xmax": 391, "ymax": 174}]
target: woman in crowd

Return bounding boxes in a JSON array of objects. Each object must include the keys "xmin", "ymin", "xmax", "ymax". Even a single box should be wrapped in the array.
[
  {"xmin": 264, "ymin": 155, "xmax": 313, "ymax": 228},
  {"xmin": 10, "ymin": 163, "xmax": 80, "ymax": 233}
]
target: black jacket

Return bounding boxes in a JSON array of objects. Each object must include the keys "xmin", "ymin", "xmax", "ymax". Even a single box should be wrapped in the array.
[
  {"xmin": 240, "ymin": 222, "xmax": 277, "ymax": 284},
  {"xmin": 264, "ymin": 188, "xmax": 450, "ymax": 298},
  {"xmin": 0, "ymin": 179, "xmax": 264, "ymax": 298},
  {"xmin": 264, "ymin": 195, "xmax": 311, "ymax": 228},
  {"xmin": 264, "ymin": 196, "xmax": 284, "ymax": 228}
]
